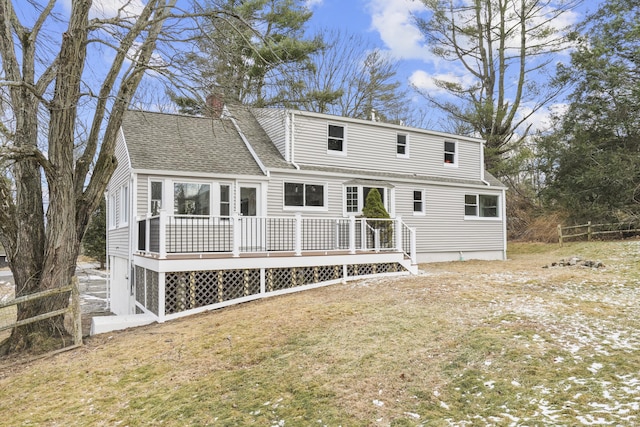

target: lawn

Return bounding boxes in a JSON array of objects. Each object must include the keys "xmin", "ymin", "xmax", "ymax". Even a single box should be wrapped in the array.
[{"xmin": 1, "ymin": 240, "xmax": 639, "ymax": 426}]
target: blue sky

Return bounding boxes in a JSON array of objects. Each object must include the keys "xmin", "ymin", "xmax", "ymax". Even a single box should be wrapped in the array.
[
  {"xmin": 13, "ymin": 0, "xmax": 602, "ymax": 133},
  {"xmin": 304, "ymin": 0, "xmax": 602, "ymax": 132}
]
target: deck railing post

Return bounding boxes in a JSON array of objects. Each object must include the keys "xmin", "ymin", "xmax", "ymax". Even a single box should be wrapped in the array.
[
  {"xmin": 294, "ymin": 213, "xmax": 302, "ymax": 256},
  {"xmin": 395, "ymin": 216, "xmax": 403, "ymax": 253},
  {"xmin": 232, "ymin": 213, "xmax": 241, "ymax": 257},
  {"xmin": 374, "ymin": 228, "xmax": 380, "ymax": 252},
  {"xmin": 145, "ymin": 214, "xmax": 151, "ymax": 254},
  {"xmin": 410, "ymin": 227, "xmax": 417, "ymax": 265},
  {"xmin": 349, "ymin": 216, "xmax": 356, "ymax": 254},
  {"xmin": 361, "ymin": 219, "xmax": 367, "ymax": 251},
  {"xmin": 159, "ymin": 211, "xmax": 167, "ymax": 259}
]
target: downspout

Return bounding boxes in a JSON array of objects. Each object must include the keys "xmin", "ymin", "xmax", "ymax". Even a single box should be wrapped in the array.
[
  {"xmin": 480, "ymin": 139, "xmax": 490, "ymax": 186},
  {"xmin": 128, "ymin": 173, "xmax": 135, "ymax": 302},
  {"xmin": 104, "ymin": 192, "xmax": 110, "ymax": 311},
  {"xmin": 289, "ymin": 110, "xmax": 300, "ymax": 170}
]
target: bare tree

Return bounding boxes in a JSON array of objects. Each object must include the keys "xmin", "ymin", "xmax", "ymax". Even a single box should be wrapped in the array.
[
  {"xmin": 291, "ymin": 29, "xmax": 426, "ymax": 126},
  {"xmin": 413, "ymin": 0, "xmax": 582, "ymax": 175},
  {"xmin": 0, "ymin": 0, "xmax": 224, "ymax": 353}
]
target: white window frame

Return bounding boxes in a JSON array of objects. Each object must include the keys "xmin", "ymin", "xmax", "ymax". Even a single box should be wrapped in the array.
[
  {"xmin": 171, "ymin": 180, "xmax": 212, "ymax": 216},
  {"xmin": 464, "ymin": 194, "xmax": 501, "ymax": 220},
  {"xmin": 149, "ymin": 180, "xmax": 163, "ymax": 216},
  {"xmin": 327, "ymin": 123, "xmax": 347, "ymax": 156},
  {"xmin": 219, "ymin": 183, "xmax": 232, "ymax": 217},
  {"xmin": 108, "ymin": 193, "xmax": 117, "ymax": 230},
  {"xmin": 396, "ymin": 133, "xmax": 409, "ymax": 158},
  {"xmin": 413, "ymin": 189, "xmax": 425, "ymax": 215},
  {"xmin": 283, "ymin": 181, "xmax": 328, "ymax": 211},
  {"xmin": 444, "ymin": 140, "xmax": 458, "ymax": 167},
  {"xmin": 342, "ymin": 185, "xmax": 393, "ymax": 216},
  {"xmin": 120, "ymin": 184, "xmax": 129, "ymax": 226}
]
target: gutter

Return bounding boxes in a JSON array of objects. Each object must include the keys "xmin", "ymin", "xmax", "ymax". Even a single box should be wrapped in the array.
[{"xmin": 224, "ymin": 106, "xmax": 270, "ymax": 177}]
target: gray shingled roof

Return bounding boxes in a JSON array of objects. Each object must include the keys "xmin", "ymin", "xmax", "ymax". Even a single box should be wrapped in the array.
[
  {"xmin": 296, "ymin": 164, "xmax": 507, "ymax": 189},
  {"xmin": 226, "ymin": 106, "xmax": 293, "ymax": 170},
  {"xmin": 122, "ymin": 110, "xmax": 266, "ymax": 176}
]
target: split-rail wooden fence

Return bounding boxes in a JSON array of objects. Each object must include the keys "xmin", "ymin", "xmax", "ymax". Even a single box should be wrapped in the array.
[{"xmin": 558, "ymin": 221, "xmax": 640, "ymax": 246}]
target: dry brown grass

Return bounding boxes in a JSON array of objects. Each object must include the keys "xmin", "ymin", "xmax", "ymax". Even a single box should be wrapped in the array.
[{"xmin": 1, "ymin": 240, "xmax": 639, "ymax": 426}]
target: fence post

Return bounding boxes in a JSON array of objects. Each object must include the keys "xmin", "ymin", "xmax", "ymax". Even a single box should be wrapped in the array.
[
  {"xmin": 587, "ymin": 221, "xmax": 592, "ymax": 241},
  {"xmin": 71, "ymin": 277, "xmax": 83, "ymax": 346},
  {"xmin": 558, "ymin": 224, "xmax": 563, "ymax": 246}
]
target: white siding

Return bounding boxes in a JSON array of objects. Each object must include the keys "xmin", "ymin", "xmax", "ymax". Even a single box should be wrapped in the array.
[
  {"xmin": 137, "ymin": 175, "xmax": 149, "ymax": 217},
  {"xmin": 266, "ymin": 170, "xmax": 504, "ymax": 256},
  {"xmin": 291, "ymin": 114, "xmax": 482, "ymax": 180},
  {"xmin": 252, "ymin": 108, "xmax": 288, "ymax": 159},
  {"xmin": 397, "ymin": 185, "xmax": 504, "ymax": 255},
  {"xmin": 107, "ymin": 129, "xmax": 132, "ymax": 259}
]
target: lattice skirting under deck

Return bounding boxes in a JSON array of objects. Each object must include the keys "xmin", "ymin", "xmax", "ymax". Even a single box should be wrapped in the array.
[{"xmin": 133, "ymin": 262, "xmax": 404, "ymax": 317}]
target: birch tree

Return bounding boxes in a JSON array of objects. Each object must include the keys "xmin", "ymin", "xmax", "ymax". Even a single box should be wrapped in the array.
[
  {"xmin": 0, "ymin": 0, "xmax": 221, "ymax": 353},
  {"xmin": 413, "ymin": 0, "xmax": 582, "ymax": 176}
]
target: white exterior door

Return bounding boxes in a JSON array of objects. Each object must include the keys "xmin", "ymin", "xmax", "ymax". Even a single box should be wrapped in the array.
[
  {"xmin": 238, "ymin": 184, "xmax": 264, "ymax": 251},
  {"xmin": 109, "ymin": 256, "xmax": 134, "ymax": 315}
]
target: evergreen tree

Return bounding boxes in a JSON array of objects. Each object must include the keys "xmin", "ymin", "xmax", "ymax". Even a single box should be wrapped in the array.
[
  {"xmin": 540, "ymin": 0, "xmax": 640, "ymax": 224},
  {"xmin": 173, "ymin": 0, "xmax": 323, "ymax": 109},
  {"xmin": 362, "ymin": 189, "xmax": 393, "ymax": 246}
]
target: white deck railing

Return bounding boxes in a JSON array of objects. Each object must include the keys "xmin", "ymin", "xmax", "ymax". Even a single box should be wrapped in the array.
[{"xmin": 136, "ymin": 212, "xmax": 416, "ymax": 264}]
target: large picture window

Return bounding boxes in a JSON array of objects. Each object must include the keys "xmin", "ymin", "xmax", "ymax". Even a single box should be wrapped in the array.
[
  {"xmin": 465, "ymin": 194, "xmax": 499, "ymax": 218},
  {"xmin": 284, "ymin": 182, "xmax": 325, "ymax": 208},
  {"xmin": 174, "ymin": 182, "xmax": 210, "ymax": 215}
]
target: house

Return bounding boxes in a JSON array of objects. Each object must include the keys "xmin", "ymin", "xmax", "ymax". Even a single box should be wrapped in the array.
[
  {"xmin": 0, "ymin": 244, "xmax": 6, "ymax": 268},
  {"xmin": 98, "ymin": 103, "xmax": 506, "ymax": 334}
]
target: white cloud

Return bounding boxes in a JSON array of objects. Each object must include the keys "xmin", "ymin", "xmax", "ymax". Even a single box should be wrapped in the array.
[
  {"xmin": 365, "ymin": 0, "xmax": 434, "ymax": 62},
  {"xmin": 89, "ymin": 0, "xmax": 145, "ymax": 18},
  {"xmin": 305, "ymin": 0, "xmax": 324, "ymax": 7},
  {"xmin": 409, "ymin": 69, "xmax": 476, "ymax": 96},
  {"xmin": 520, "ymin": 102, "xmax": 569, "ymax": 133}
]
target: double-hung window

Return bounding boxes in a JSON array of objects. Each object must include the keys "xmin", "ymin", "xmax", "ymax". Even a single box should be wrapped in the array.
[
  {"xmin": 413, "ymin": 190, "xmax": 425, "ymax": 214},
  {"xmin": 328, "ymin": 124, "xmax": 345, "ymax": 153},
  {"xmin": 220, "ymin": 184, "xmax": 230, "ymax": 217},
  {"xmin": 108, "ymin": 193, "xmax": 117, "ymax": 229},
  {"xmin": 120, "ymin": 185, "xmax": 129, "ymax": 225},
  {"xmin": 397, "ymin": 133, "xmax": 409, "ymax": 157},
  {"xmin": 174, "ymin": 182, "xmax": 211, "ymax": 215},
  {"xmin": 444, "ymin": 140, "xmax": 457, "ymax": 165},
  {"xmin": 465, "ymin": 194, "xmax": 499, "ymax": 218},
  {"xmin": 284, "ymin": 182, "xmax": 326, "ymax": 209},
  {"xmin": 150, "ymin": 181, "xmax": 163, "ymax": 216}
]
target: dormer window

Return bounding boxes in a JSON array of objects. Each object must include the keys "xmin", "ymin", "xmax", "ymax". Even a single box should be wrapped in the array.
[
  {"xmin": 328, "ymin": 124, "xmax": 345, "ymax": 153},
  {"xmin": 444, "ymin": 140, "xmax": 457, "ymax": 166}
]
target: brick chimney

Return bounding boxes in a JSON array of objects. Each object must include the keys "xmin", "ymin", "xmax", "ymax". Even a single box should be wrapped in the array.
[{"xmin": 205, "ymin": 93, "xmax": 225, "ymax": 118}]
